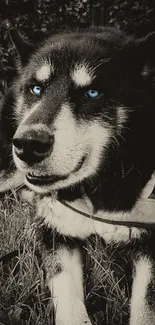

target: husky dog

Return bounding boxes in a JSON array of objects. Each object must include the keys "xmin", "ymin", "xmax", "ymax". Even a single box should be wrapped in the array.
[{"xmin": 9, "ymin": 27, "xmax": 155, "ymax": 324}]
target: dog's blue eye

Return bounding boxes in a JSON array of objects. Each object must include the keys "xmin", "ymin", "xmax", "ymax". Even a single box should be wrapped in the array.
[
  {"xmin": 86, "ymin": 89, "xmax": 100, "ymax": 98},
  {"xmin": 30, "ymin": 85, "xmax": 42, "ymax": 96}
]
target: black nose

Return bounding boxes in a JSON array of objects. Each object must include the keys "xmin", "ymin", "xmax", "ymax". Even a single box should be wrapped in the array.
[{"xmin": 13, "ymin": 129, "xmax": 54, "ymax": 165}]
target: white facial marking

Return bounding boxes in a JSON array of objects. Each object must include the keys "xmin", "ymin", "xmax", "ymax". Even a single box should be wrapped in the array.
[
  {"xmin": 36, "ymin": 64, "xmax": 52, "ymax": 82},
  {"xmin": 25, "ymin": 103, "xmax": 111, "ymax": 192},
  {"xmin": 130, "ymin": 257, "xmax": 154, "ymax": 325},
  {"xmin": 49, "ymin": 248, "xmax": 92, "ymax": 325},
  {"xmin": 71, "ymin": 64, "xmax": 93, "ymax": 87}
]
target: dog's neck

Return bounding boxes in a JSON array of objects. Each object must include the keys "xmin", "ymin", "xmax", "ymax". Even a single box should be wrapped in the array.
[
  {"xmin": 35, "ymin": 186, "xmax": 155, "ymax": 243},
  {"xmin": 58, "ymin": 170, "xmax": 155, "ymax": 214},
  {"xmin": 56, "ymin": 173, "xmax": 155, "ymax": 230},
  {"xmin": 58, "ymin": 196, "xmax": 155, "ymax": 229}
]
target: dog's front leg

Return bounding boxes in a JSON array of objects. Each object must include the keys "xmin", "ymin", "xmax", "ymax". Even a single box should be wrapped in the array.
[
  {"xmin": 44, "ymin": 245, "xmax": 92, "ymax": 325},
  {"xmin": 130, "ymin": 256, "xmax": 155, "ymax": 325}
]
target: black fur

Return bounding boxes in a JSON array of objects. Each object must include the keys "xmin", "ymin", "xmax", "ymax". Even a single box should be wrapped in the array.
[{"xmin": 0, "ymin": 88, "xmax": 16, "ymax": 173}]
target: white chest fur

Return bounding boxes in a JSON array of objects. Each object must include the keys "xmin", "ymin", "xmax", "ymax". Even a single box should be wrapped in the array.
[{"xmin": 35, "ymin": 195, "xmax": 155, "ymax": 243}]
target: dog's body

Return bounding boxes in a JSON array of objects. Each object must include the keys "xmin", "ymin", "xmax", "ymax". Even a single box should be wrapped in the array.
[{"xmin": 1, "ymin": 27, "xmax": 155, "ymax": 324}]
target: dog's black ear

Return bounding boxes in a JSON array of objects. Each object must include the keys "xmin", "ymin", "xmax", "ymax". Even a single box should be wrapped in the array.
[
  {"xmin": 136, "ymin": 31, "xmax": 155, "ymax": 60},
  {"xmin": 9, "ymin": 28, "xmax": 35, "ymax": 67}
]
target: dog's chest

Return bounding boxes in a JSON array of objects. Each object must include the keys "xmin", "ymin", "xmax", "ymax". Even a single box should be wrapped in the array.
[{"xmin": 36, "ymin": 195, "xmax": 144, "ymax": 243}]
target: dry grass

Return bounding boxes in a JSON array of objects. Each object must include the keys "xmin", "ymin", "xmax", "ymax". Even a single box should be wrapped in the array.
[
  {"xmin": 0, "ymin": 193, "xmax": 53, "ymax": 325},
  {"xmin": 0, "ymin": 193, "xmax": 130, "ymax": 325}
]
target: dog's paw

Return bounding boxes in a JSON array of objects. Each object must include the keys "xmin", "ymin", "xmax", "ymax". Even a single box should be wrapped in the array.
[
  {"xmin": 73, "ymin": 315, "xmax": 92, "ymax": 325},
  {"xmin": 56, "ymin": 318, "xmax": 92, "ymax": 325},
  {"xmin": 55, "ymin": 307, "xmax": 92, "ymax": 325}
]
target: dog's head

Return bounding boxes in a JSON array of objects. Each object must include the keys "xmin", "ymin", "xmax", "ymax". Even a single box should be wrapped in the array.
[
  {"xmin": 0, "ymin": 88, "xmax": 24, "ymax": 192},
  {"xmin": 11, "ymin": 27, "xmax": 155, "ymax": 195}
]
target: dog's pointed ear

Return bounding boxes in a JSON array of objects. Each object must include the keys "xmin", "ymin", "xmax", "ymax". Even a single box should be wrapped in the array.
[{"xmin": 9, "ymin": 28, "xmax": 35, "ymax": 67}]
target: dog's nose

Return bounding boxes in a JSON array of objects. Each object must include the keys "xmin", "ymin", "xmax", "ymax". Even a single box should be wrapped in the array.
[{"xmin": 13, "ymin": 129, "xmax": 54, "ymax": 165}]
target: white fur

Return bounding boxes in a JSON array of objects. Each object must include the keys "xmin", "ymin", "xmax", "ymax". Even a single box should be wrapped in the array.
[
  {"xmin": 71, "ymin": 64, "xmax": 94, "ymax": 87},
  {"xmin": 36, "ymin": 64, "xmax": 52, "ymax": 82},
  {"xmin": 117, "ymin": 106, "xmax": 128, "ymax": 130},
  {"xmin": 18, "ymin": 188, "xmax": 35, "ymax": 204},
  {"xmin": 51, "ymin": 104, "xmax": 110, "ymax": 187},
  {"xmin": 36, "ymin": 195, "xmax": 154, "ymax": 242},
  {"xmin": 14, "ymin": 102, "xmax": 111, "ymax": 193},
  {"xmin": 130, "ymin": 257, "xmax": 154, "ymax": 325},
  {"xmin": 0, "ymin": 170, "xmax": 24, "ymax": 193},
  {"xmin": 20, "ymin": 103, "xmax": 111, "ymax": 193},
  {"xmin": 141, "ymin": 173, "xmax": 155, "ymax": 198},
  {"xmin": 49, "ymin": 248, "xmax": 92, "ymax": 325}
]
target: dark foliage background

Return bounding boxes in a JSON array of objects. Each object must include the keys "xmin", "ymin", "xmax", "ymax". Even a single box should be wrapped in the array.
[{"xmin": 0, "ymin": 0, "xmax": 155, "ymax": 96}]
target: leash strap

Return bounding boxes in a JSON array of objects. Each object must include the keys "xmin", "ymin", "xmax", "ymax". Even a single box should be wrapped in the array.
[{"xmin": 59, "ymin": 199, "xmax": 155, "ymax": 230}]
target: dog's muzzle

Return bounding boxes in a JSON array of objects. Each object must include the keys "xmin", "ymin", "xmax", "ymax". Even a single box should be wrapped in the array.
[{"xmin": 13, "ymin": 129, "xmax": 54, "ymax": 165}]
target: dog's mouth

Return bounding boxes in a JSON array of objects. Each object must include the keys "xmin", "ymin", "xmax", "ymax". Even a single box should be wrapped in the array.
[
  {"xmin": 26, "ymin": 155, "xmax": 86, "ymax": 186},
  {"xmin": 26, "ymin": 172, "xmax": 67, "ymax": 185}
]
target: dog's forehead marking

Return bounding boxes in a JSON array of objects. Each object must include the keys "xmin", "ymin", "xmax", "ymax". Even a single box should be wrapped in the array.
[
  {"xmin": 36, "ymin": 63, "xmax": 53, "ymax": 82},
  {"xmin": 71, "ymin": 64, "xmax": 93, "ymax": 87}
]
